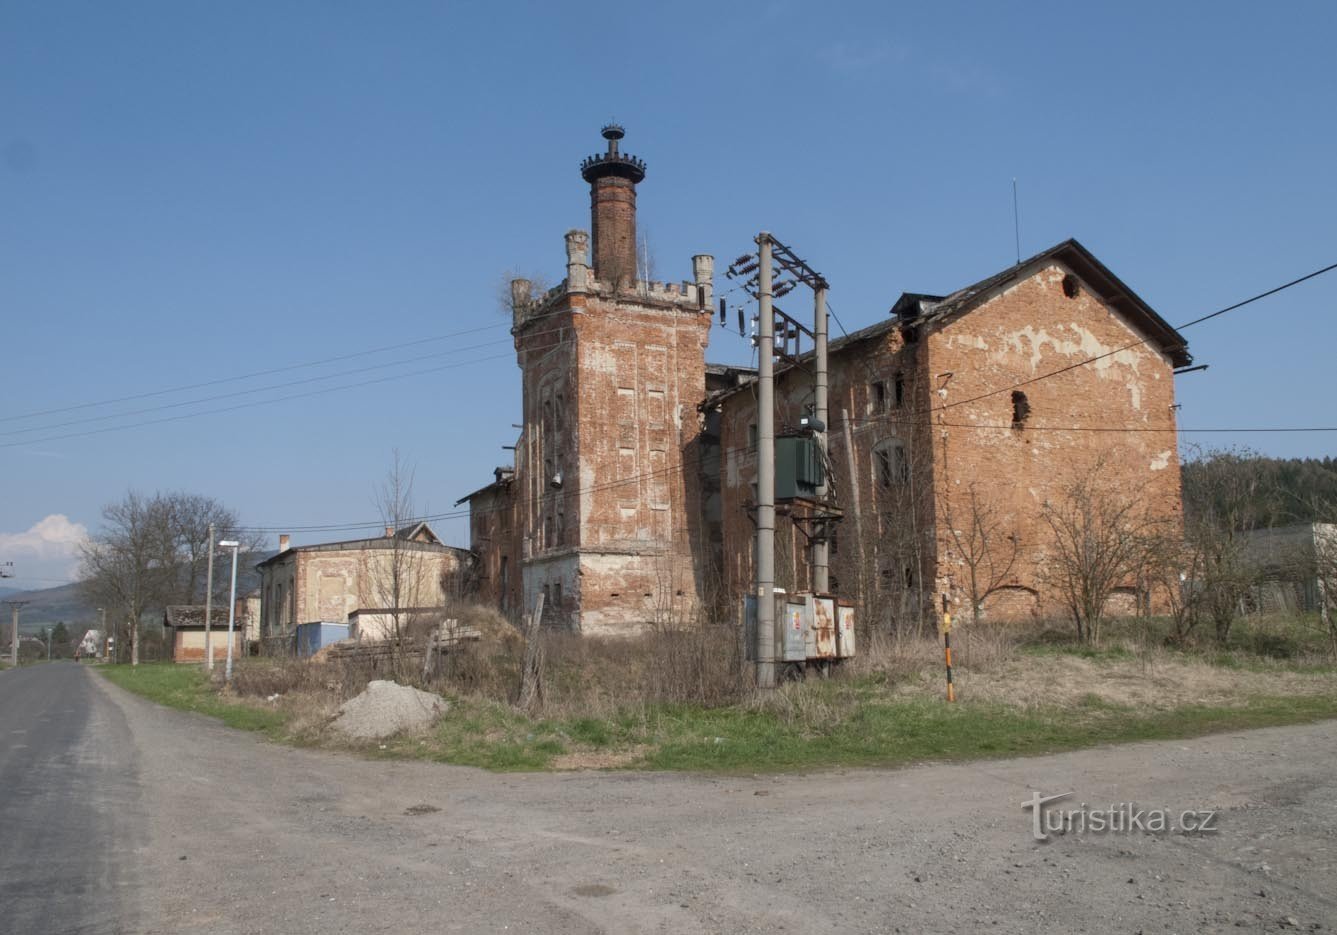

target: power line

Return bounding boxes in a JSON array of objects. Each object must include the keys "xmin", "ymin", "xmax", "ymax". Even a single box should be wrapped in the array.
[
  {"xmin": 2, "ymin": 318, "xmax": 586, "ymax": 443},
  {"xmin": 0, "ymin": 322, "xmax": 509, "ymax": 425},
  {"xmin": 0, "ymin": 351, "xmax": 516, "ymax": 449},
  {"xmin": 229, "ymin": 260, "xmax": 1337, "ymax": 537},
  {"xmin": 0, "ymin": 337, "xmax": 515, "ymax": 438},
  {"xmin": 929, "ymin": 258, "xmax": 1337, "ymax": 417},
  {"xmin": 231, "ymin": 413, "xmax": 1337, "ymax": 537}
]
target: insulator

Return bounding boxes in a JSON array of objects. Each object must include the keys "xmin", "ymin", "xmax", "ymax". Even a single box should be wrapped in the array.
[
  {"xmin": 733, "ymin": 254, "xmax": 753, "ymax": 266},
  {"xmin": 719, "ymin": 298, "xmax": 727, "ymax": 325}
]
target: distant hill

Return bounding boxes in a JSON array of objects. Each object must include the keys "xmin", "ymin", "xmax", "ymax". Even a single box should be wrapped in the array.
[
  {"xmin": 0, "ymin": 553, "xmax": 267, "ymax": 635},
  {"xmin": 0, "ymin": 581, "xmax": 95, "ymax": 633}
]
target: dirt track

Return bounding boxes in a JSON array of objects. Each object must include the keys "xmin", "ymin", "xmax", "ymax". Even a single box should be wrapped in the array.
[{"xmin": 12, "ymin": 664, "xmax": 1337, "ymax": 933}]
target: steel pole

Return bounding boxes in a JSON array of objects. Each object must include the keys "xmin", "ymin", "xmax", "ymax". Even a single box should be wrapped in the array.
[
  {"xmin": 204, "ymin": 522, "xmax": 215, "ymax": 670},
  {"xmin": 812, "ymin": 284, "xmax": 830, "ymax": 594},
  {"xmin": 224, "ymin": 546, "xmax": 239, "ymax": 682},
  {"xmin": 755, "ymin": 233, "xmax": 776, "ymax": 689}
]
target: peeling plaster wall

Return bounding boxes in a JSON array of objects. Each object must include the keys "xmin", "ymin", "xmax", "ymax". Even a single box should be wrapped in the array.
[
  {"xmin": 926, "ymin": 263, "xmax": 1183, "ymax": 617},
  {"xmin": 716, "ymin": 262, "xmax": 1184, "ymax": 629},
  {"xmin": 507, "ymin": 261, "xmax": 713, "ymax": 632}
]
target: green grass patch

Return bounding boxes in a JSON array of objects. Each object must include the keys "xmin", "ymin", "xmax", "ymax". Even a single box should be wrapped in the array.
[
  {"xmin": 99, "ymin": 663, "xmax": 288, "ymax": 736},
  {"xmin": 97, "ymin": 658, "xmax": 1337, "ymax": 774}
]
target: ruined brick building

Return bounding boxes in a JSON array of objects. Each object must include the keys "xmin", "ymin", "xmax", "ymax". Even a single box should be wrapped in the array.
[{"xmin": 459, "ymin": 126, "xmax": 1192, "ymax": 633}]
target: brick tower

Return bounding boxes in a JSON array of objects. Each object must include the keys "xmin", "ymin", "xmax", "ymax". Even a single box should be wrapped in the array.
[{"xmin": 504, "ymin": 125, "xmax": 715, "ymax": 634}]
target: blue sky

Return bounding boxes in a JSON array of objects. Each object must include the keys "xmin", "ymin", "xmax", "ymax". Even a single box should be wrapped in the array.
[{"xmin": 2, "ymin": 0, "xmax": 1335, "ymax": 585}]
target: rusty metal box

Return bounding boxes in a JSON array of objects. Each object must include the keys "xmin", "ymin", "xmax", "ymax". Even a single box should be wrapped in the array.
[
  {"xmin": 810, "ymin": 595, "xmax": 837, "ymax": 660},
  {"xmin": 782, "ymin": 601, "xmax": 808, "ymax": 662},
  {"xmin": 836, "ymin": 601, "xmax": 856, "ymax": 658}
]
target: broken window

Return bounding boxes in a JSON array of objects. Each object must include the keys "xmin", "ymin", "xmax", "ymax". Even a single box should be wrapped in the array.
[
  {"xmin": 830, "ymin": 529, "xmax": 839, "ymax": 556},
  {"xmin": 543, "ymin": 514, "xmax": 553, "ymax": 549},
  {"xmin": 1011, "ymin": 390, "xmax": 1031, "ymax": 428},
  {"xmin": 829, "ymin": 574, "xmax": 840, "ymax": 593},
  {"xmin": 876, "ymin": 441, "xmax": 908, "ymax": 488},
  {"xmin": 554, "ymin": 581, "xmax": 563, "ymax": 608},
  {"xmin": 871, "ymin": 381, "xmax": 887, "ymax": 412},
  {"xmin": 556, "ymin": 512, "xmax": 565, "ymax": 546},
  {"xmin": 894, "ymin": 373, "xmax": 904, "ymax": 407}
]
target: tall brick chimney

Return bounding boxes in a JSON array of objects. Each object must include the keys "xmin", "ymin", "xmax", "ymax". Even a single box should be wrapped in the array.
[{"xmin": 580, "ymin": 124, "xmax": 645, "ymax": 287}]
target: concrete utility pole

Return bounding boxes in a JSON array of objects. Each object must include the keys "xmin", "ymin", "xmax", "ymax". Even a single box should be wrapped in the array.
[
  {"xmin": 812, "ymin": 283, "xmax": 830, "ymax": 594},
  {"xmin": 4, "ymin": 602, "xmax": 29, "ymax": 667},
  {"xmin": 218, "ymin": 540, "xmax": 241, "ymax": 682},
  {"xmin": 755, "ymin": 233, "xmax": 777, "ymax": 689},
  {"xmin": 204, "ymin": 522, "xmax": 216, "ymax": 670}
]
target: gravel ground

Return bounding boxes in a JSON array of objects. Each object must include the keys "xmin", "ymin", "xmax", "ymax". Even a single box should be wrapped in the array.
[{"xmin": 72, "ymin": 669, "xmax": 1337, "ymax": 933}]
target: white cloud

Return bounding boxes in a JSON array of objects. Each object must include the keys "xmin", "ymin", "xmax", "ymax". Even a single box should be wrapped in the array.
[{"xmin": 0, "ymin": 514, "xmax": 89, "ymax": 583}]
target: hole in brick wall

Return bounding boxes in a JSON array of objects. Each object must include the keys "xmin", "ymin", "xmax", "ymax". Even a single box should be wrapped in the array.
[
  {"xmin": 610, "ymin": 592, "xmax": 620, "ymax": 598},
  {"xmin": 1011, "ymin": 390, "xmax": 1031, "ymax": 428},
  {"xmin": 1062, "ymin": 274, "xmax": 1079, "ymax": 298}
]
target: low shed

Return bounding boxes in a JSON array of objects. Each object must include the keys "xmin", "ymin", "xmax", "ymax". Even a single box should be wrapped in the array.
[{"xmin": 162, "ymin": 605, "xmax": 245, "ymax": 664}]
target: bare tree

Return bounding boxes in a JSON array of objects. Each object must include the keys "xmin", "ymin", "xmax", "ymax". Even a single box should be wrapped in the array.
[
  {"xmin": 1180, "ymin": 446, "xmax": 1273, "ymax": 643},
  {"xmin": 158, "ymin": 492, "xmax": 260, "ymax": 606},
  {"xmin": 79, "ymin": 492, "xmax": 175, "ymax": 665},
  {"xmin": 497, "ymin": 269, "xmax": 552, "ymax": 320},
  {"xmin": 1039, "ymin": 462, "xmax": 1164, "ymax": 645},
  {"xmin": 941, "ymin": 481, "xmax": 1020, "ymax": 626},
  {"xmin": 370, "ymin": 451, "xmax": 437, "ymax": 674}
]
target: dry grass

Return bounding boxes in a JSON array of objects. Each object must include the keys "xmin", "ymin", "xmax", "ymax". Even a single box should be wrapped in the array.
[{"xmin": 214, "ymin": 604, "xmax": 1337, "ymax": 769}]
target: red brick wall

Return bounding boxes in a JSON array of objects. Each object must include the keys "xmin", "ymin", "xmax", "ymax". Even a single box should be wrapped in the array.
[
  {"xmin": 715, "ymin": 261, "xmax": 1183, "ymax": 630},
  {"xmin": 925, "ymin": 263, "xmax": 1182, "ymax": 619},
  {"xmin": 590, "ymin": 177, "xmax": 637, "ymax": 285}
]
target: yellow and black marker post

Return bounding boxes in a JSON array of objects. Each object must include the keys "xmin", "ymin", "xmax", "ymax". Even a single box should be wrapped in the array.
[{"xmin": 941, "ymin": 593, "xmax": 956, "ymax": 702}]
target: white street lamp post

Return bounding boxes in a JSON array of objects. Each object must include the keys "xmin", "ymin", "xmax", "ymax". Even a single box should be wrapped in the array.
[{"xmin": 218, "ymin": 540, "xmax": 241, "ymax": 682}]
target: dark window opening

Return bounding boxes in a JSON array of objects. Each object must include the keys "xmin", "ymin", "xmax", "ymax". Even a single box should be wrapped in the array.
[
  {"xmin": 554, "ymin": 581, "xmax": 562, "ymax": 608},
  {"xmin": 830, "ymin": 530, "xmax": 839, "ymax": 556},
  {"xmin": 829, "ymin": 574, "xmax": 839, "ymax": 592},
  {"xmin": 1011, "ymin": 390, "xmax": 1031, "ymax": 428},
  {"xmin": 1062, "ymin": 274, "xmax": 1079, "ymax": 299},
  {"xmin": 876, "ymin": 448, "xmax": 892, "ymax": 488},
  {"xmin": 556, "ymin": 512, "xmax": 565, "ymax": 546},
  {"xmin": 748, "ymin": 423, "xmax": 758, "ymax": 450},
  {"xmin": 894, "ymin": 373, "xmax": 904, "ymax": 407},
  {"xmin": 872, "ymin": 381, "xmax": 887, "ymax": 411}
]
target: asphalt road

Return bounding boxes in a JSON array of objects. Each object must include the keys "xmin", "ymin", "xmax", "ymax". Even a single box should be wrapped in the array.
[
  {"xmin": 2, "ymin": 663, "xmax": 1335, "ymax": 934},
  {"xmin": 0, "ymin": 661, "xmax": 146, "ymax": 934}
]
